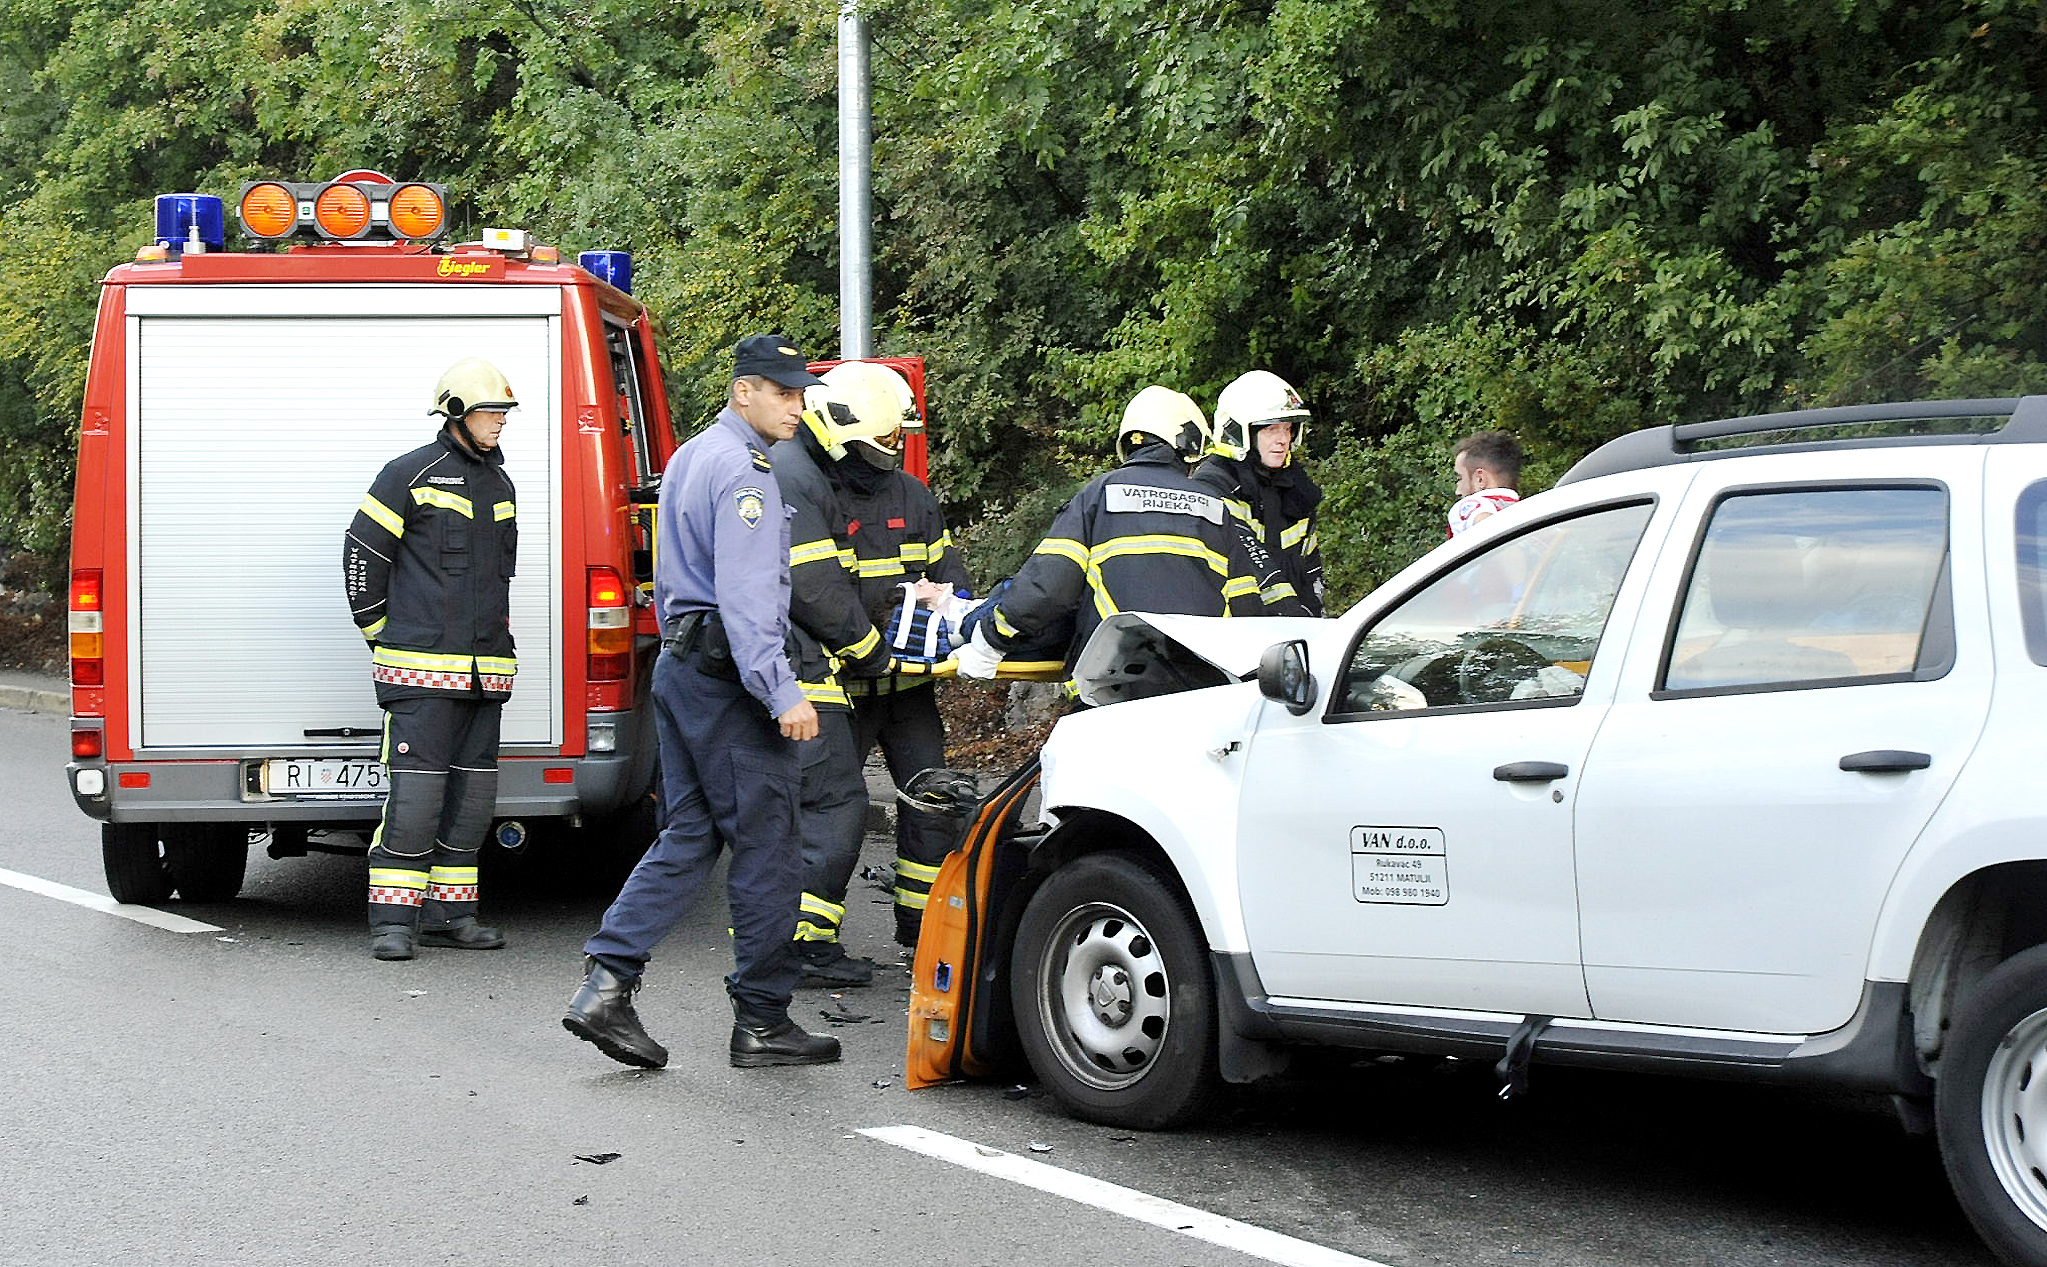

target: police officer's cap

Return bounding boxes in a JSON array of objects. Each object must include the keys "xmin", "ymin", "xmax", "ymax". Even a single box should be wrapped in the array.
[{"xmin": 733, "ymin": 334, "xmax": 826, "ymax": 389}]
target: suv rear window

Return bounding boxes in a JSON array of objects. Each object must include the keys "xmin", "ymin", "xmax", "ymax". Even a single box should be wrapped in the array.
[
  {"xmin": 1661, "ymin": 485, "xmax": 1950, "ymax": 694},
  {"xmin": 2019, "ymin": 481, "xmax": 2047, "ymax": 666}
]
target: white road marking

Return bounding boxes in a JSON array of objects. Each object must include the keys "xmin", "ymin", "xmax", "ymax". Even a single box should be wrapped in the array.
[
  {"xmin": 859, "ymin": 1124, "xmax": 1392, "ymax": 1267},
  {"xmin": 0, "ymin": 867, "xmax": 224, "ymax": 933}
]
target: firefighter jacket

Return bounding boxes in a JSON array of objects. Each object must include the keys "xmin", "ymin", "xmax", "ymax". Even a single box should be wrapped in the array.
[
  {"xmin": 984, "ymin": 442, "xmax": 1261, "ymax": 665},
  {"xmin": 770, "ymin": 434, "xmax": 896, "ymax": 710},
  {"xmin": 344, "ymin": 427, "xmax": 518, "ymax": 704},
  {"xmin": 842, "ymin": 466, "xmax": 974, "ymax": 697},
  {"xmin": 1192, "ymin": 453, "xmax": 1326, "ymax": 617}
]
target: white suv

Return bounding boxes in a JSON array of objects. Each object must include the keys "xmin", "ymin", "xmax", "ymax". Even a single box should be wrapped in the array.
[{"xmin": 1003, "ymin": 398, "xmax": 2047, "ymax": 1267}]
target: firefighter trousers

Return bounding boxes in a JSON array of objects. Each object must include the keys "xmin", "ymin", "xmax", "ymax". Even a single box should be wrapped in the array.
[
  {"xmin": 583, "ymin": 648, "xmax": 803, "ymax": 1019},
  {"xmin": 850, "ymin": 682, "xmax": 952, "ymax": 929},
  {"xmin": 793, "ymin": 707, "xmax": 868, "ymax": 946},
  {"xmin": 366, "ymin": 693, "xmax": 501, "ymax": 933}
]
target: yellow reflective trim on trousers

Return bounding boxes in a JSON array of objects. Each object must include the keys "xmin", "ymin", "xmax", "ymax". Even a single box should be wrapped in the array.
[
  {"xmin": 894, "ymin": 857, "xmax": 942, "ymax": 883},
  {"xmin": 360, "ymin": 494, "xmax": 405, "ymax": 537},
  {"xmin": 794, "ymin": 920, "xmax": 837, "ymax": 941},
  {"xmin": 800, "ymin": 892, "xmax": 846, "ymax": 921},
  {"xmin": 789, "ymin": 539, "xmax": 842, "ymax": 568},
  {"xmin": 1032, "ymin": 537, "xmax": 1088, "ymax": 567},
  {"xmin": 411, "ymin": 487, "xmax": 475, "ymax": 518},
  {"xmin": 372, "ymin": 647, "xmax": 476, "ymax": 672},
  {"xmin": 833, "ymin": 626, "xmax": 882, "ymax": 661},
  {"xmin": 894, "ymin": 887, "xmax": 930, "ymax": 909},
  {"xmin": 493, "ymin": 501, "xmax": 515, "ymax": 522},
  {"xmin": 800, "ymin": 679, "xmax": 851, "ymax": 708},
  {"xmin": 429, "ymin": 866, "xmax": 479, "ymax": 885},
  {"xmin": 368, "ymin": 868, "xmax": 429, "ymax": 890}
]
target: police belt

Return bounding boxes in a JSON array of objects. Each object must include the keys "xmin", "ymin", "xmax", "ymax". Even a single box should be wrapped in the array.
[{"xmin": 662, "ymin": 609, "xmax": 740, "ymax": 680}]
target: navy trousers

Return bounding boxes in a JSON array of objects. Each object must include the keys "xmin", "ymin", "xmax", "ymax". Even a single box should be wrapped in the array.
[{"xmin": 583, "ymin": 648, "xmax": 802, "ymax": 1019}]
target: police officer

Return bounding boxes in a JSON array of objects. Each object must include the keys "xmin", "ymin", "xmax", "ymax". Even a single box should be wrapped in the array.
[
  {"xmin": 343, "ymin": 358, "xmax": 519, "ymax": 962},
  {"xmin": 956, "ymin": 386, "xmax": 1260, "ymax": 677},
  {"xmin": 772, "ymin": 383, "xmax": 900, "ymax": 988},
  {"xmin": 1193, "ymin": 370, "xmax": 1326, "ymax": 616},
  {"xmin": 811, "ymin": 362, "xmax": 973, "ymax": 947},
  {"xmin": 562, "ymin": 334, "xmax": 839, "ymax": 1070}
]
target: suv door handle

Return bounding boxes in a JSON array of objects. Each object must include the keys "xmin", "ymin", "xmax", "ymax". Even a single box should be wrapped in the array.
[
  {"xmin": 1839, "ymin": 749, "xmax": 1932, "ymax": 773},
  {"xmin": 1494, "ymin": 761, "xmax": 1570, "ymax": 782}
]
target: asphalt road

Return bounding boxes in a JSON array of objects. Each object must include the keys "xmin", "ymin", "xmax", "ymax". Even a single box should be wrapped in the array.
[{"xmin": 0, "ymin": 701, "xmax": 1998, "ymax": 1267}]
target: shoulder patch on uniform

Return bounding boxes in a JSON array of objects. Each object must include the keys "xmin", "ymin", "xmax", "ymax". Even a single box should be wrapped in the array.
[
  {"xmin": 735, "ymin": 486, "xmax": 767, "ymax": 528},
  {"xmin": 749, "ymin": 446, "xmax": 773, "ymax": 472}
]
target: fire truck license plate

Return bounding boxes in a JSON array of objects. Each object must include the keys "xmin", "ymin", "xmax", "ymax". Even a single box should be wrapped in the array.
[{"xmin": 264, "ymin": 759, "xmax": 387, "ymax": 797}]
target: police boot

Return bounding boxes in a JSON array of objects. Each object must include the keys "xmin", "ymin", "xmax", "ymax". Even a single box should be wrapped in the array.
[
  {"xmin": 563, "ymin": 957, "xmax": 668, "ymax": 1069},
  {"xmin": 795, "ymin": 941, "xmax": 875, "ymax": 989},
  {"xmin": 419, "ymin": 915, "xmax": 507, "ymax": 950},
  {"xmin": 369, "ymin": 922, "xmax": 416, "ymax": 961},
  {"xmin": 730, "ymin": 1005, "xmax": 841, "ymax": 1068}
]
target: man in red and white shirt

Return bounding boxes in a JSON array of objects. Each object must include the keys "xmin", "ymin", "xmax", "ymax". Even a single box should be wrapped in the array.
[{"xmin": 1447, "ymin": 430, "xmax": 1523, "ymax": 538}]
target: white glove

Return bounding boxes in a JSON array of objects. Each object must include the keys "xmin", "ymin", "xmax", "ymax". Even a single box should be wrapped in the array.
[{"xmin": 953, "ymin": 627, "xmax": 1004, "ymax": 680}]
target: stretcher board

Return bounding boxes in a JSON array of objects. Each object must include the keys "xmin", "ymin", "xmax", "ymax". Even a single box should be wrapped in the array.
[{"xmin": 891, "ymin": 658, "xmax": 1068, "ymax": 682}]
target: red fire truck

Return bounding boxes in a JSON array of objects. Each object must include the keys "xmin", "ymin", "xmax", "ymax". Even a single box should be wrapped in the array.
[{"xmin": 64, "ymin": 177, "xmax": 676, "ymax": 903}]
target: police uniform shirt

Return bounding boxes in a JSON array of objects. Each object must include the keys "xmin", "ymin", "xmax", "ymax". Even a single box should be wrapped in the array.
[{"xmin": 655, "ymin": 407, "xmax": 804, "ymax": 718}]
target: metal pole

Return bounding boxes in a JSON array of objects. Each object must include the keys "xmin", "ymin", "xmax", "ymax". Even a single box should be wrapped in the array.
[{"xmin": 837, "ymin": 0, "xmax": 873, "ymax": 359}]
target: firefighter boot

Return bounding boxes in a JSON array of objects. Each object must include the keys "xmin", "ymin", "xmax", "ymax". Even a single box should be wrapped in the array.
[
  {"xmin": 795, "ymin": 940, "xmax": 875, "ymax": 989},
  {"xmin": 563, "ymin": 957, "xmax": 668, "ymax": 1069},
  {"xmin": 729, "ymin": 1003, "xmax": 841, "ymax": 1068},
  {"xmin": 369, "ymin": 921, "xmax": 417, "ymax": 961},
  {"xmin": 418, "ymin": 915, "xmax": 507, "ymax": 950},
  {"xmin": 893, "ymin": 904, "xmax": 923, "ymax": 949},
  {"xmin": 366, "ymin": 866, "xmax": 427, "ymax": 961}
]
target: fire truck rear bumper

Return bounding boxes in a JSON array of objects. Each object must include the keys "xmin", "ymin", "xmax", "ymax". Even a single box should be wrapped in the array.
[{"xmin": 68, "ymin": 751, "xmax": 644, "ymax": 826}]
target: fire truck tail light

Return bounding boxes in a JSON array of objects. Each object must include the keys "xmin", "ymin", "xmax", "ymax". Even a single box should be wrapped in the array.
[
  {"xmin": 386, "ymin": 184, "xmax": 446, "ymax": 240},
  {"xmin": 72, "ymin": 728, "xmax": 102, "ymax": 759},
  {"xmin": 587, "ymin": 567, "xmax": 631, "ymax": 682},
  {"xmin": 313, "ymin": 183, "xmax": 373, "ymax": 238},
  {"xmin": 70, "ymin": 569, "xmax": 104, "ymax": 688},
  {"xmin": 238, "ymin": 183, "xmax": 297, "ymax": 238}
]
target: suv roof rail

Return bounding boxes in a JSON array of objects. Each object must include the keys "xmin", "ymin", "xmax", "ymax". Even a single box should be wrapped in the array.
[{"xmin": 1558, "ymin": 395, "xmax": 2047, "ymax": 485}]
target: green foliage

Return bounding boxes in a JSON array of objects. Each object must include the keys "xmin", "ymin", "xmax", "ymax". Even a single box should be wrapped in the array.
[{"xmin": 3, "ymin": 0, "xmax": 2047, "ymax": 604}]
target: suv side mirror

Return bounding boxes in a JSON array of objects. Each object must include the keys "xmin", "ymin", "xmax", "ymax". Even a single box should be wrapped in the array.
[{"xmin": 1256, "ymin": 639, "xmax": 1317, "ymax": 716}]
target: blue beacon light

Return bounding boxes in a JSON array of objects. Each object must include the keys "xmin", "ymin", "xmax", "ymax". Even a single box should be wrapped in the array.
[
  {"xmin": 153, "ymin": 194, "xmax": 227, "ymax": 255},
  {"xmin": 578, "ymin": 251, "xmax": 633, "ymax": 294}
]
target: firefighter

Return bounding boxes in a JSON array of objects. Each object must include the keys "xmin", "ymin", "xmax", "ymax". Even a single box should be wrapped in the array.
[
  {"xmin": 1192, "ymin": 369, "xmax": 1326, "ymax": 616},
  {"xmin": 773, "ymin": 374, "xmax": 905, "ymax": 985},
  {"xmin": 955, "ymin": 385, "xmax": 1261, "ymax": 679},
  {"xmin": 811, "ymin": 361, "xmax": 974, "ymax": 948},
  {"xmin": 563, "ymin": 334, "xmax": 839, "ymax": 1071},
  {"xmin": 343, "ymin": 357, "xmax": 520, "ymax": 961}
]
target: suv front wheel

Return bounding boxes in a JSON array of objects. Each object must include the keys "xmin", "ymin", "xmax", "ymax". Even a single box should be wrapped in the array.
[
  {"xmin": 1938, "ymin": 943, "xmax": 2047, "ymax": 1267},
  {"xmin": 1011, "ymin": 851, "xmax": 1220, "ymax": 1129}
]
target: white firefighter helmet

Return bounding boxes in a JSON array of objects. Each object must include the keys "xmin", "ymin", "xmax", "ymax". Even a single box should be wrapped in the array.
[
  {"xmin": 430, "ymin": 357, "xmax": 518, "ymax": 420},
  {"xmin": 804, "ymin": 361, "xmax": 921, "ymax": 468},
  {"xmin": 1211, "ymin": 369, "xmax": 1309, "ymax": 462},
  {"xmin": 1117, "ymin": 385, "xmax": 1209, "ymax": 463}
]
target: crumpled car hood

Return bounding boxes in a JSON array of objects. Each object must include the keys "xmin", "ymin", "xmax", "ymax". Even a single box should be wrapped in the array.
[{"xmin": 1070, "ymin": 612, "xmax": 1328, "ymax": 707}]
